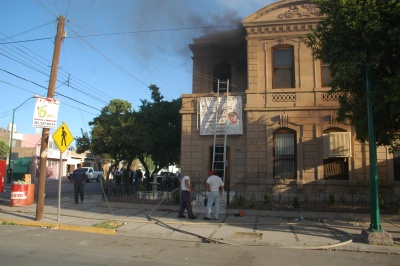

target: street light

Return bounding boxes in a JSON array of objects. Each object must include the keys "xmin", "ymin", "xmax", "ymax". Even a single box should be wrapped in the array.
[{"xmin": 7, "ymin": 95, "xmax": 40, "ymax": 183}]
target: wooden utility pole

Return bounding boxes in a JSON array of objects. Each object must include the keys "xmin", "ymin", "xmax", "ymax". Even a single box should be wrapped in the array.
[{"xmin": 36, "ymin": 15, "xmax": 65, "ymax": 221}]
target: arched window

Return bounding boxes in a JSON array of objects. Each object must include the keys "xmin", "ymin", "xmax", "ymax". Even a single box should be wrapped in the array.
[
  {"xmin": 213, "ymin": 63, "xmax": 231, "ymax": 92},
  {"xmin": 273, "ymin": 128, "xmax": 296, "ymax": 179},
  {"xmin": 272, "ymin": 45, "xmax": 294, "ymax": 88}
]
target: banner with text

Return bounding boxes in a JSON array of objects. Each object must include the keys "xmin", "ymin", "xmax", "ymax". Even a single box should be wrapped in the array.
[
  {"xmin": 199, "ymin": 96, "xmax": 243, "ymax": 135},
  {"xmin": 33, "ymin": 97, "xmax": 60, "ymax": 128}
]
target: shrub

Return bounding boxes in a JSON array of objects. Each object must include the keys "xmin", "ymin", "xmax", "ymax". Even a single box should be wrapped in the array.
[
  {"xmin": 379, "ymin": 194, "xmax": 386, "ymax": 210},
  {"xmin": 328, "ymin": 194, "xmax": 335, "ymax": 206},
  {"xmin": 292, "ymin": 196, "xmax": 300, "ymax": 209},
  {"xmin": 263, "ymin": 193, "xmax": 270, "ymax": 205},
  {"xmin": 172, "ymin": 193, "xmax": 180, "ymax": 204}
]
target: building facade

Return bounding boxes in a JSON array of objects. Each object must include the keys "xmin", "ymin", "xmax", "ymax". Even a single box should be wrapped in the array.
[{"xmin": 179, "ymin": 0, "xmax": 400, "ymax": 198}]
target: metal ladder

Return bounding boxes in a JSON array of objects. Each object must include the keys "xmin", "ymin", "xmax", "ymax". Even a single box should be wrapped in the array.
[{"xmin": 212, "ymin": 79, "xmax": 230, "ymax": 181}]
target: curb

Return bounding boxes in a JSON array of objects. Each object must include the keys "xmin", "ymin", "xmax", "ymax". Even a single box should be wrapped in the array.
[{"xmin": 0, "ymin": 218, "xmax": 116, "ymax": 235}]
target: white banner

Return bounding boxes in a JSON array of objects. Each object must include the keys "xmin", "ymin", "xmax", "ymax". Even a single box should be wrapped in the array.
[
  {"xmin": 199, "ymin": 96, "xmax": 243, "ymax": 135},
  {"xmin": 32, "ymin": 97, "xmax": 60, "ymax": 128}
]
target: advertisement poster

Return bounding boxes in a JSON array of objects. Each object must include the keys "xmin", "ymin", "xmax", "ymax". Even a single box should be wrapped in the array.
[
  {"xmin": 32, "ymin": 97, "xmax": 60, "ymax": 128},
  {"xmin": 199, "ymin": 96, "xmax": 243, "ymax": 135}
]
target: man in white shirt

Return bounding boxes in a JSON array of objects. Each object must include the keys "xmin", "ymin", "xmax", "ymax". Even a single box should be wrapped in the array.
[
  {"xmin": 178, "ymin": 175, "xmax": 197, "ymax": 219},
  {"xmin": 204, "ymin": 170, "xmax": 224, "ymax": 220}
]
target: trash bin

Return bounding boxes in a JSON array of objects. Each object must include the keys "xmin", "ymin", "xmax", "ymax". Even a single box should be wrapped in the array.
[
  {"xmin": 26, "ymin": 184, "xmax": 35, "ymax": 205},
  {"xmin": 10, "ymin": 184, "xmax": 29, "ymax": 207},
  {"xmin": 0, "ymin": 176, "xmax": 3, "ymax": 193}
]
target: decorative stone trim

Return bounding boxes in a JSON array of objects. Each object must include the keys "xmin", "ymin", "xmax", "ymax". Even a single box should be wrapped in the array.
[
  {"xmin": 321, "ymin": 93, "xmax": 340, "ymax": 101},
  {"xmin": 278, "ymin": 4, "xmax": 321, "ymax": 19},
  {"xmin": 272, "ymin": 93, "xmax": 296, "ymax": 102},
  {"xmin": 247, "ymin": 23, "xmax": 316, "ymax": 35}
]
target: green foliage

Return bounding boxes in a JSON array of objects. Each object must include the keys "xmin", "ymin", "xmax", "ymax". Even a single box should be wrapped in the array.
[
  {"xmin": 75, "ymin": 85, "xmax": 182, "ymax": 178},
  {"xmin": 136, "ymin": 84, "xmax": 182, "ymax": 177},
  {"xmin": 93, "ymin": 220, "xmax": 124, "ymax": 229},
  {"xmin": 397, "ymin": 199, "xmax": 400, "ymax": 215},
  {"xmin": 232, "ymin": 195, "xmax": 245, "ymax": 208},
  {"xmin": 328, "ymin": 194, "xmax": 335, "ymax": 206},
  {"xmin": 379, "ymin": 194, "xmax": 386, "ymax": 210},
  {"xmin": 305, "ymin": 0, "xmax": 400, "ymax": 149},
  {"xmin": 1, "ymin": 221, "xmax": 16, "ymax": 225},
  {"xmin": 172, "ymin": 193, "xmax": 180, "ymax": 204},
  {"xmin": 0, "ymin": 139, "xmax": 9, "ymax": 156},
  {"xmin": 292, "ymin": 196, "xmax": 300, "ymax": 209},
  {"xmin": 263, "ymin": 192, "xmax": 270, "ymax": 205}
]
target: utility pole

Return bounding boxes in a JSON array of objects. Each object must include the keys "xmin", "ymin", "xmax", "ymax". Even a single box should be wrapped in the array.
[{"xmin": 36, "ymin": 15, "xmax": 65, "ymax": 221}]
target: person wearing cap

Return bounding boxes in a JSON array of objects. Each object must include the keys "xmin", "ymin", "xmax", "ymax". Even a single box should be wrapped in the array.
[
  {"xmin": 204, "ymin": 170, "xmax": 224, "ymax": 220},
  {"xmin": 178, "ymin": 175, "xmax": 197, "ymax": 219}
]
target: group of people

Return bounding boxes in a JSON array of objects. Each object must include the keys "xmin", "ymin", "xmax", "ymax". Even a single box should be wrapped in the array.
[
  {"xmin": 71, "ymin": 163, "xmax": 224, "ymax": 220},
  {"xmin": 70, "ymin": 165, "xmax": 145, "ymax": 204},
  {"xmin": 178, "ymin": 170, "xmax": 224, "ymax": 220},
  {"xmin": 115, "ymin": 169, "xmax": 143, "ymax": 186}
]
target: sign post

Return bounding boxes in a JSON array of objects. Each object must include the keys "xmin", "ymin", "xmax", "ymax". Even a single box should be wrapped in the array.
[{"xmin": 52, "ymin": 122, "xmax": 74, "ymax": 221}]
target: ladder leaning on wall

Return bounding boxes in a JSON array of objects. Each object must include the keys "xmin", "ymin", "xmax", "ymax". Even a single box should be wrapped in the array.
[{"xmin": 212, "ymin": 79, "xmax": 230, "ymax": 182}]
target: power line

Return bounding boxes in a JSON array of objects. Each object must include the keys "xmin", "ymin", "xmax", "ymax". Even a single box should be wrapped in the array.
[
  {"xmin": 1, "ymin": 27, "xmax": 114, "ymax": 104},
  {"xmin": 0, "ymin": 37, "xmax": 53, "ymax": 44},
  {"xmin": 65, "ymin": 25, "xmax": 236, "ymax": 38},
  {"xmin": 0, "ymin": 69, "xmax": 102, "ymax": 112}
]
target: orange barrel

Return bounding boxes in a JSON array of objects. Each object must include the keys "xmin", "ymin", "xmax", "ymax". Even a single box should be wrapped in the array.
[
  {"xmin": 26, "ymin": 184, "xmax": 35, "ymax": 205},
  {"xmin": 10, "ymin": 184, "xmax": 29, "ymax": 207}
]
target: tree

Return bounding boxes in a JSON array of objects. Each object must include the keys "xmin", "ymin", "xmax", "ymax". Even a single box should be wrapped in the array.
[
  {"xmin": 76, "ymin": 99, "xmax": 135, "ymax": 179},
  {"xmin": 75, "ymin": 85, "xmax": 182, "ymax": 182},
  {"xmin": 0, "ymin": 139, "xmax": 9, "ymax": 156},
  {"xmin": 304, "ymin": 0, "xmax": 400, "ymax": 149},
  {"xmin": 134, "ymin": 84, "xmax": 182, "ymax": 179}
]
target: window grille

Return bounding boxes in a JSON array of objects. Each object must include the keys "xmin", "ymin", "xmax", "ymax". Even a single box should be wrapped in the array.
[{"xmin": 273, "ymin": 128, "xmax": 296, "ymax": 179}]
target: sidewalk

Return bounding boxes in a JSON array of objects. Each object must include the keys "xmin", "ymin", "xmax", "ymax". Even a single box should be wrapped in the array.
[{"xmin": 0, "ymin": 190, "xmax": 399, "ymax": 253}]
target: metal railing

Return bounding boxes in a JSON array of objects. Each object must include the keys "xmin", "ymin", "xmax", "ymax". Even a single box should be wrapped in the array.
[
  {"xmin": 229, "ymin": 190, "xmax": 400, "ymax": 214},
  {"xmin": 100, "ymin": 180, "xmax": 400, "ymax": 214},
  {"xmin": 101, "ymin": 181, "xmax": 180, "ymax": 205}
]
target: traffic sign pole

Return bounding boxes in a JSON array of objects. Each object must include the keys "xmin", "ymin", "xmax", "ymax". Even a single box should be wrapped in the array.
[{"xmin": 52, "ymin": 122, "xmax": 74, "ymax": 222}]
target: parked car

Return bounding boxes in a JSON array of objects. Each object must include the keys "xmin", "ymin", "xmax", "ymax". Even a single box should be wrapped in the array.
[
  {"xmin": 68, "ymin": 167, "xmax": 103, "ymax": 182},
  {"xmin": 82, "ymin": 167, "xmax": 103, "ymax": 182},
  {"xmin": 156, "ymin": 172, "xmax": 179, "ymax": 188}
]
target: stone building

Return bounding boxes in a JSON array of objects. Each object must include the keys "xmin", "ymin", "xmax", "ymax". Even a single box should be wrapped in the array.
[{"xmin": 179, "ymin": 0, "xmax": 400, "ymax": 199}]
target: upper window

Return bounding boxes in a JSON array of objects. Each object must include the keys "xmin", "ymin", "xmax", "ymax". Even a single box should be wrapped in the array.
[
  {"xmin": 213, "ymin": 63, "xmax": 231, "ymax": 93},
  {"xmin": 272, "ymin": 45, "xmax": 294, "ymax": 88},
  {"xmin": 321, "ymin": 61, "xmax": 332, "ymax": 87}
]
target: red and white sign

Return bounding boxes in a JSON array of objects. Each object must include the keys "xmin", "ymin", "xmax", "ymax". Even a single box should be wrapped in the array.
[
  {"xmin": 11, "ymin": 191, "xmax": 27, "ymax": 199},
  {"xmin": 32, "ymin": 97, "xmax": 60, "ymax": 128}
]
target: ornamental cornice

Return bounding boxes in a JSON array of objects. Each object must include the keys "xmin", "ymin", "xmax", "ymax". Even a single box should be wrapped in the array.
[
  {"xmin": 277, "ymin": 4, "xmax": 321, "ymax": 19},
  {"xmin": 246, "ymin": 22, "xmax": 317, "ymax": 36},
  {"xmin": 252, "ymin": 3, "xmax": 322, "ymax": 21}
]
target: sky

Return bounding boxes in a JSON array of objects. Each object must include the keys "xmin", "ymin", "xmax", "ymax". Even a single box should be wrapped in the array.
[{"xmin": 0, "ymin": 0, "xmax": 274, "ymax": 147}]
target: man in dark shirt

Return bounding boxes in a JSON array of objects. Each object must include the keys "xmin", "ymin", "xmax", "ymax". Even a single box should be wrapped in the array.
[{"xmin": 71, "ymin": 164, "xmax": 87, "ymax": 204}]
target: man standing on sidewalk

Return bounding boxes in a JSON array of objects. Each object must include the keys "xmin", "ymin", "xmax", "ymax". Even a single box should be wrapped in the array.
[
  {"xmin": 71, "ymin": 164, "xmax": 87, "ymax": 204},
  {"xmin": 178, "ymin": 175, "xmax": 197, "ymax": 219},
  {"xmin": 204, "ymin": 170, "xmax": 224, "ymax": 220}
]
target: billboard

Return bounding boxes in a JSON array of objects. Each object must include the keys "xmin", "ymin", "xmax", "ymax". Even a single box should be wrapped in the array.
[{"xmin": 198, "ymin": 96, "xmax": 243, "ymax": 135}]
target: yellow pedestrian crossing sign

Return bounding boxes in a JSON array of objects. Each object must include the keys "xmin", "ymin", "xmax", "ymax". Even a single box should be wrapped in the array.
[{"xmin": 52, "ymin": 122, "xmax": 74, "ymax": 153}]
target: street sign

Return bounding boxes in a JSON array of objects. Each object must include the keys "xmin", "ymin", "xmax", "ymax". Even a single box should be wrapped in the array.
[{"xmin": 52, "ymin": 122, "xmax": 74, "ymax": 153}]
